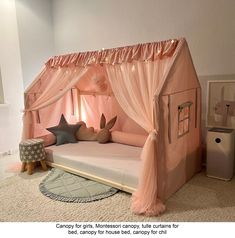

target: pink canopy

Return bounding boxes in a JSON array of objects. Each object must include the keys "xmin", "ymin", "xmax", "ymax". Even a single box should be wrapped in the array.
[{"xmin": 22, "ymin": 38, "xmax": 201, "ymax": 216}]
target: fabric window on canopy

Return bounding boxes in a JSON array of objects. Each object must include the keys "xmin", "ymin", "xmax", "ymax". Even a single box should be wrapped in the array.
[{"xmin": 23, "ymin": 38, "xmax": 183, "ymax": 216}]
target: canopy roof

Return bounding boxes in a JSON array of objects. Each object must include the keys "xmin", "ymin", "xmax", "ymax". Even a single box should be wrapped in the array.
[
  {"xmin": 25, "ymin": 38, "xmax": 182, "ymax": 100},
  {"xmin": 45, "ymin": 38, "xmax": 179, "ymax": 68}
]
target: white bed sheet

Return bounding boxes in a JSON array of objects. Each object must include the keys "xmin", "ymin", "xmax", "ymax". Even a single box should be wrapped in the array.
[{"xmin": 45, "ymin": 142, "xmax": 142, "ymax": 189}]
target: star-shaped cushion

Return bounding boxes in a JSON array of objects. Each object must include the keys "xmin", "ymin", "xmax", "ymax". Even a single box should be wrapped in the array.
[{"xmin": 46, "ymin": 114, "xmax": 81, "ymax": 146}]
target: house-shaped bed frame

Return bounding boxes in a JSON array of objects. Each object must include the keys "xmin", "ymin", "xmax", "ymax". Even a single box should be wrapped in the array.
[{"xmin": 22, "ymin": 38, "xmax": 201, "ymax": 216}]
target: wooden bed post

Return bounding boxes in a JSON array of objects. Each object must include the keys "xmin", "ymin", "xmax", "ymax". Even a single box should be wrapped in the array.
[{"xmin": 76, "ymin": 88, "xmax": 82, "ymax": 121}]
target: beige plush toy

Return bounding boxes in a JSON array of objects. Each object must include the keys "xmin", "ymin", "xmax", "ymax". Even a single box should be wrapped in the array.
[
  {"xmin": 97, "ymin": 114, "xmax": 117, "ymax": 143},
  {"xmin": 76, "ymin": 121, "xmax": 97, "ymax": 141},
  {"xmin": 76, "ymin": 114, "xmax": 117, "ymax": 144}
]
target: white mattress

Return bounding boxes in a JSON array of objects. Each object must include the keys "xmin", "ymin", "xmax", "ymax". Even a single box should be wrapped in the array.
[{"xmin": 45, "ymin": 142, "xmax": 142, "ymax": 189}]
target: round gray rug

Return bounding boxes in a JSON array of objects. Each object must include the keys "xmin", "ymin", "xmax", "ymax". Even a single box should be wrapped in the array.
[{"xmin": 39, "ymin": 168, "xmax": 118, "ymax": 203}]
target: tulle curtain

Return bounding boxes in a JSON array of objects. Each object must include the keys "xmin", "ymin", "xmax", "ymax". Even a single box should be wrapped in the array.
[
  {"xmin": 105, "ymin": 59, "xmax": 172, "ymax": 216},
  {"xmin": 26, "ymin": 66, "xmax": 88, "ymax": 111},
  {"xmin": 23, "ymin": 66, "xmax": 89, "ymax": 139}
]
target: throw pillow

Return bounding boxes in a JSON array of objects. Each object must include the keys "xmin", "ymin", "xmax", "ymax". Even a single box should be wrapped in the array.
[
  {"xmin": 36, "ymin": 133, "xmax": 56, "ymax": 147},
  {"xmin": 76, "ymin": 121, "xmax": 97, "ymax": 141},
  {"xmin": 47, "ymin": 114, "xmax": 81, "ymax": 146},
  {"xmin": 111, "ymin": 131, "xmax": 147, "ymax": 147}
]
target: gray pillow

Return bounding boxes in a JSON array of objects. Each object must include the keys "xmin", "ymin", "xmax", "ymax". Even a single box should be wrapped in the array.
[{"xmin": 47, "ymin": 114, "xmax": 81, "ymax": 146}]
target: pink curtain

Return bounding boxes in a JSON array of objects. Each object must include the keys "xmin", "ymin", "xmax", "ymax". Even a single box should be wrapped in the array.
[
  {"xmin": 80, "ymin": 94, "xmax": 147, "ymax": 135},
  {"xmin": 23, "ymin": 66, "xmax": 89, "ymax": 139},
  {"xmin": 105, "ymin": 59, "xmax": 172, "ymax": 216},
  {"xmin": 26, "ymin": 66, "xmax": 88, "ymax": 111}
]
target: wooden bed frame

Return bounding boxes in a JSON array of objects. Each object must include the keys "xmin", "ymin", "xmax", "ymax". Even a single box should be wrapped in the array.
[{"xmin": 46, "ymin": 161, "xmax": 136, "ymax": 194}]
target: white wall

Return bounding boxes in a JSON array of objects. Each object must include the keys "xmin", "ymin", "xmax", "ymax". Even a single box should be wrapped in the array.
[
  {"xmin": 52, "ymin": 0, "xmax": 235, "ymax": 76},
  {"xmin": 0, "ymin": 68, "xmax": 4, "ymax": 104},
  {"xmin": 15, "ymin": 0, "xmax": 54, "ymax": 89},
  {"xmin": 0, "ymin": 0, "xmax": 24, "ymax": 154}
]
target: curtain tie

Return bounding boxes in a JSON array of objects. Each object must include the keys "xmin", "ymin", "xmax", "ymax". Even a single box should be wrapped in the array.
[{"xmin": 149, "ymin": 129, "xmax": 158, "ymax": 140}]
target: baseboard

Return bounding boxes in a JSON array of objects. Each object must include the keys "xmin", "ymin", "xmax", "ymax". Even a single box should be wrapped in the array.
[{"xmin": 0, "ymin": 148, "xmax": 19, "ymax": 158}]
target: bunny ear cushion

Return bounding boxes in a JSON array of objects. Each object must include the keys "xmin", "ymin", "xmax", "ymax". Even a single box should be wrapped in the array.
[
  {"xmin": 106, "ymin": 116, "xmax": 117, "ymax": 130},
  {"xmin": 100, "ymin": 114, "xmax": 106, "ymax": 129}
]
